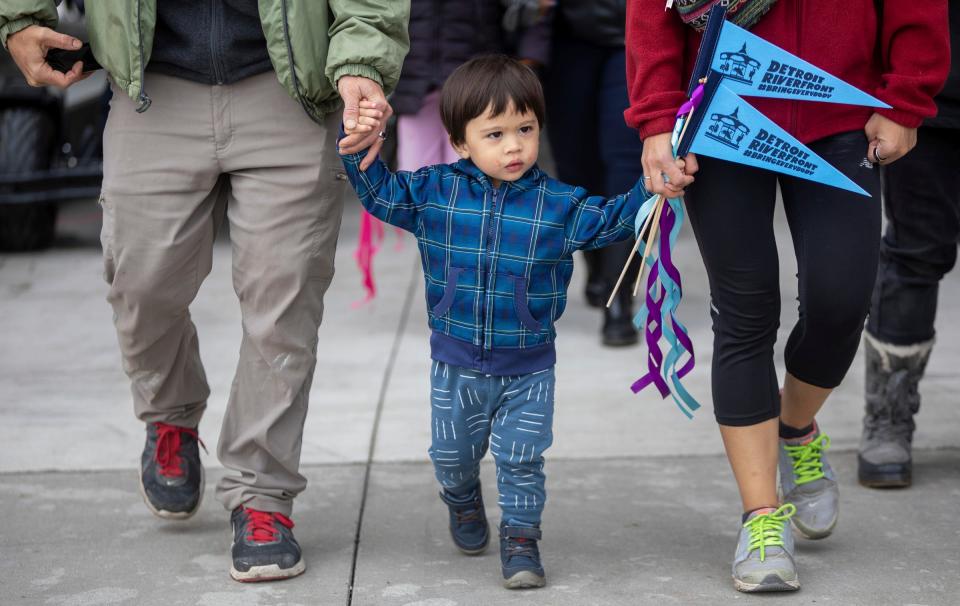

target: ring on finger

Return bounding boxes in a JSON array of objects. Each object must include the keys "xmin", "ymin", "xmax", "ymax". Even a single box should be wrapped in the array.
[
  {"xmin": 378, "ymin": 130, "xmax": 387, "ymax": 141},
  {"xmin": 873, "ymin": 147, "xmax": 887, "ymax": 163}
]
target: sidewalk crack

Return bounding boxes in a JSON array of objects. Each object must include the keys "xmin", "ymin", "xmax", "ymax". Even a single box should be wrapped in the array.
[{"xmin": 346, "ymin": 257, "xmax": 419, "ymax": 605}]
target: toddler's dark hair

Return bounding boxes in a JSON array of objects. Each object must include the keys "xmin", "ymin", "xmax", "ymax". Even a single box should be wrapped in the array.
[{"xmin": 440, "ymin": 55, "xmax": 545, "ymax": 146}]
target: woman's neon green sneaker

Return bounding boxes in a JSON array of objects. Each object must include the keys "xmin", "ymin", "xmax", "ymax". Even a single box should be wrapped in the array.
[
  {"xmin": 732, "ymin": 504, "xmax": 800, "ymax": 593},
  {"xmin": 778, "ymin": 423, "xmax": 839, "ymax": 539}
]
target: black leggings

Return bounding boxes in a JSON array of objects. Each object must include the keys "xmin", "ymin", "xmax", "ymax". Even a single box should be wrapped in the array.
[{"xmin": 685, "ymin": 130, "xmax": 881, "ymax": 426}]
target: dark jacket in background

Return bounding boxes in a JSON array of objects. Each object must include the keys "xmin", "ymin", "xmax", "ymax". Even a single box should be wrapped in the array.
[
  {"xmin": 148, "ymin": 0, "xmax": 272, "ymax": 85},
  {"xmin": 558, "ymin": 0, "xmax": 626, "ymax": 47},
  {"xmin": 928, "ymin": 0, "xmax": 959, "ymax": 129},
  {"xmin": 391, "ymin": 0, "xmax": 503, "ymax": 115}
]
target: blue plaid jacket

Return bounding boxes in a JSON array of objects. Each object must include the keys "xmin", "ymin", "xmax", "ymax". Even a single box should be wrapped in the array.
[{"xmin": 341, "ymin": 150, "xmax": 649, "ymax": 375}]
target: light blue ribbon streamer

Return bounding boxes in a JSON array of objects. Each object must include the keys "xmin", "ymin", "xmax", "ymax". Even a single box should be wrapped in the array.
[{"xmin": 631, "ymin": 114, "xmax": 701, "ymax": 417}]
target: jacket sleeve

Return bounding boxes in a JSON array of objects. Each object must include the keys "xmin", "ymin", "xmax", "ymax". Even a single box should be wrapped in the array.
[
  {"xmin": 873, "ymin": 1, "xmax": 950, "ymax": 127},
  {"xmin": 326, "ymin": 0, "xmax": 411, "ymax": 95},
  {"xmin": 0, "ymin": 0, "xmax": 57, "ymax": 49},
  {"xmin": 623, "ymin": 0, "xmax": 689, "ymax": 140},
  {"xmin": 564, "ymin": 179, "xmax": 651, "ymax": 252},
  {"xmin": 339, "ymin": 147, "xmax": 435, "ymax": 234}
]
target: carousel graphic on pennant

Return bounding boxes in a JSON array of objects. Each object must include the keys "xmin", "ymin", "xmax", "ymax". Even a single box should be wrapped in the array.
[
  {"xmin": 717, "ymin": 44, "xmax": 760, "ymax": 85},
  {"xmin": 705, "ymin": 106, "xmax": 749, "ymax": 149}
]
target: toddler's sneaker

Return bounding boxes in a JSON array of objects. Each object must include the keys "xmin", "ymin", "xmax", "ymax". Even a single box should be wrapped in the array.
[
  {"xmin": 139, "ymin": 421, "xmax": 205, "ymax": 519},
  {"xmin": 499, "ymin": 524, "xmax": 546, "ymax": 589},
  {"xmin": 229, "ymin": 506, "xmax": 305, "ymax": 582},
  {"xmin": 732, "ymin": 504, "xmax": 800, "ymax": 593},
  {"xmin": 778, "ymin": 422, "xmax": 839, "ymax": 539},
  {"xmin": 439, "ymin": 484, "xmax": 489, "ymax": 555}
]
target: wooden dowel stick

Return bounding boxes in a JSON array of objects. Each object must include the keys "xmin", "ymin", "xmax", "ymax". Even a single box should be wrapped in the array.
[
  {"xmin": 633, "ymin": 196, "xmax": 666, "ymax": 297},
  {"xmin": 605, "ymin": 201, "xmax": 657, "ymax": 308},
  {"xmin": 676, "ymin": 113, "xmax": 693, "ymax": 148}
]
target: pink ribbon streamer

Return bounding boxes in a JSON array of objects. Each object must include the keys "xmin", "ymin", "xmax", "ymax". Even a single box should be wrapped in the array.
[{"xmin": 353, "ymin": 210, "xmax": 385, "ymax": 307}]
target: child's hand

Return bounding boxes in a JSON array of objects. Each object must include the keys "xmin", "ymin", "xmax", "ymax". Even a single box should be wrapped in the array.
[
  {"xmin": 343, "ymin": 100, "xmax": 385, "ymax": 135},
  {"xmin": 338, "ymin": 76, "xmax": 393, "ymax": 169}
]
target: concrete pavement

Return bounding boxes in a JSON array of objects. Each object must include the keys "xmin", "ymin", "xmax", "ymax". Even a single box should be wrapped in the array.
[{"xmin": 1, "ymin": 194, "xmax": 959, "ymax": 605}]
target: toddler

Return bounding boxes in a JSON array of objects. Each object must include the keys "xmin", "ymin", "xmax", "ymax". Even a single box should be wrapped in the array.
[{"xmin": 339, "ymin": 55, "xmax": 650, "ymax": 589}]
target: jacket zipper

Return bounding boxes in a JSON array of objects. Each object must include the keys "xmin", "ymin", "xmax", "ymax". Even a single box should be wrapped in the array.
[
  {"xmin": 135, "ymin": 0, "xmax": 152, "ymax": 112},
  {"xmin": 279, "ymin": 0, "xmax": 320, "ymax": 122},
  {"xmin": 478, "ymin": 184, "xmax": 503, "ymax": 367},
  {"xmin": 210, "ymin": 0, "xmax": 224, "ymax": 84}
]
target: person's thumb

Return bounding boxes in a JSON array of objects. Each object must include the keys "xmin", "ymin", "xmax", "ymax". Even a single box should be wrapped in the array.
[
  {"xmin": 342, "ymin": 103, "xmax": 359, "ymax": 130},
  {"xmin": 41, "ymin": 28, "xmax": 82, "ymax": 51}
]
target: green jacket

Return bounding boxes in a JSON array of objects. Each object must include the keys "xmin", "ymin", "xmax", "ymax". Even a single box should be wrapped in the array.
[{"xmin": 0, "ymin": 0, "xmax": 410, "ymax": 122}]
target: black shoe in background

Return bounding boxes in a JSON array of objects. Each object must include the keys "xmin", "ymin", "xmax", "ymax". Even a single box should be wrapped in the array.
[{"xmin": 602, "ymin": 294, "xmax": 638, "ymax": 347}]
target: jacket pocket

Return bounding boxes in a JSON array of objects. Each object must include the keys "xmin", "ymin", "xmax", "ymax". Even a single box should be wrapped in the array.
[
  {"xmin": 512, "ymin": 275, "xmax": 542, "ymax": 333},
  {"xmin": 431, "ymin": 267, "xmax": 463, "ymax": 318}
]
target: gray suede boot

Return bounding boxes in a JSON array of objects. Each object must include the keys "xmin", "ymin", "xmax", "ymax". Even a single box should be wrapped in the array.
[{"xmin": 858, "ymin": 332, "xmax": 934, "ymax": 488}]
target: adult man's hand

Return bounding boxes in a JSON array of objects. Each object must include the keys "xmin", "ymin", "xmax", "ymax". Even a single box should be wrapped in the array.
[
  {"xmin": 641, "ymin": 132, "xmax": 697, "ymax": 197},
  {"xmin": 865, "ymin": 113, "xmax": 917, "ymax": 166},
  {"xmin": 7, "ymin": 25, "xmax": 89, "ymax": 89},
  {"xmin": 337, "ymin": 75, "xmax": 392, "ymax": 171}
]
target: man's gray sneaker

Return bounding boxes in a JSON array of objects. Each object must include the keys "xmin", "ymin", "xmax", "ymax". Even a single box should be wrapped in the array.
[
  {"xmin": 230, "ymin": 506, "xmax": 305, "ymax": 582},
  {"xmin": 139, "ymin": 422, "xmax": 205, "ymax": 520},
  {"xmin": 778, "ymin": 422, "xmax": 838, "ymax": 539},
  {"xmin": 732, "ymin": 505, "xmax": 800, "ymax": 593},
  {"xmin": 859, "ymin": 333, "xmax": 933, "ymax": 488},
  {"xmin": 499, "ymin": 524, "xmax": 546, "ymax": 589}
]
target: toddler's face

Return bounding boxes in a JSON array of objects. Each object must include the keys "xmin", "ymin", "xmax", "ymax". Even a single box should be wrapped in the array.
[{"xmin": 453, "ymin": 102, "xmax": 539, "ymax": 188}]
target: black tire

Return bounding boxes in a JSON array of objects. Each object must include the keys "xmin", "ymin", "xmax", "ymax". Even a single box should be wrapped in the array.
[{"xmin": 0, "ymin": 107, "xmax": 58, "ymax": 252}]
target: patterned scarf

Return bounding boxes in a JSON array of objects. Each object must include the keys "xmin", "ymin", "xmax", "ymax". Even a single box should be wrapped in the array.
[{"xmin": 674, "ymin": 0, "xmax": 779, "ymax": 31}]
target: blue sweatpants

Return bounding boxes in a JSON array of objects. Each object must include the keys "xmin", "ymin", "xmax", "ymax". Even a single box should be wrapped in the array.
[{"xmin": 428, "ymin": 361, "xmax": 555, "ymax": 528}]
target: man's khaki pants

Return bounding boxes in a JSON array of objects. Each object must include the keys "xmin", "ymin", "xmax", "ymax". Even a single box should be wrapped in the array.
[{"xmin": 100, "ymin": 72, "xmax": 344, "ymax": 516}]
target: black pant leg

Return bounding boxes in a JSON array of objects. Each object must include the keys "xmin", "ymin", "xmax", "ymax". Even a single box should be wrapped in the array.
[
  {"xmin": 867, "ymin": 126, "xmax": 960, "ymax": 345},
  {"xmin": 597, "ymin": 49, "xmax": 645, "ymax": 290},
  {"xmin": 545, "ymin": 32, "xmax": 604, "ymax": 191}
]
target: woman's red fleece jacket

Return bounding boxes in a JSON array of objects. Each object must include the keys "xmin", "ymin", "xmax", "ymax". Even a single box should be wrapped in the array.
[{"xmin": 625, "ymin": 0, "xmax": 950, "ymax": 143}]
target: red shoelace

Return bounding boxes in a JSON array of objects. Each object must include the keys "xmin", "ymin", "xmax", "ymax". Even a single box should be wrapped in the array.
[
  {"xmin": 243, "ymin": 507, "xmax": 295, "ymax": 543},
  {"xmin": 154, "ymin": 422, "xmax": 204, "ymax": 478}
]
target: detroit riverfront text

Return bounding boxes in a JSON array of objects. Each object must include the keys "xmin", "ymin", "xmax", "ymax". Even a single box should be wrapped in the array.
[{"xmin": 758, "ymin": 60, "xmax": 836, "ymax": 99}]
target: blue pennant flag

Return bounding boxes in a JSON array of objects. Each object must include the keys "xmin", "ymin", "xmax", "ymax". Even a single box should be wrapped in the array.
[
  {"xmin": 710, "ymin": 19, "xmax": 889, "ymax": 108},
  {"xmin": 677, "ymin": 76, "xmax": 870, "ymax": 196}
]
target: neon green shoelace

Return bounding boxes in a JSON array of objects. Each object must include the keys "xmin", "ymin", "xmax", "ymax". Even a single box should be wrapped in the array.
[
  {"xmin": 743, "ymin": 503, "xmax": 796, "ymax": 561},
  {"xmin": 784, "ymin": 433, "xmax": 831, "ymax": 485}
]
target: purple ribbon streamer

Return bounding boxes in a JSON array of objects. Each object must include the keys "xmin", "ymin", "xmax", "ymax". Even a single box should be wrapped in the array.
[
  {"xmin": 656, "ymin": 205, "xmax": 696, "ymax": 379},
  {"xmin": 676, "ymin": 83, "xmax": 705, "ymax": 117},
  {"xmin": 630, "ymin": 261, "xmax": 670, "ymax": 398}
]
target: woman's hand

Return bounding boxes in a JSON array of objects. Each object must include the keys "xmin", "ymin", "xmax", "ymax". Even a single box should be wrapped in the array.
[
  {"xmin": 641, "ymin": 132, "xmax": 697, "ymax": 197},
  {"xmin": 865, "ymin": 113, "xmax": 917, "ymax": 166}
]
